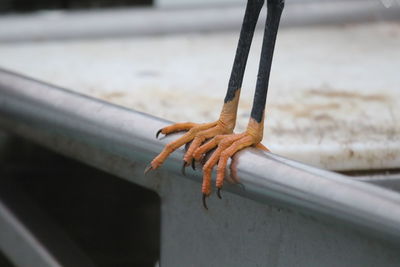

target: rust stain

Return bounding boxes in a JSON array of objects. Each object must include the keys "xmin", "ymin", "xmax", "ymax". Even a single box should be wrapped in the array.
[{"xmin": 307, "ymin": 89, "xmax": 388, "ymax": 102}]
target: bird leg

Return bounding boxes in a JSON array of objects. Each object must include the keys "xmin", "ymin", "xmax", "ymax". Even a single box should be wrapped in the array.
[
  {"xmin": 199, "ymin": 0, "xmax": 284, "ymax": 206},
  {"xmin": 147, "ymin": 89, "xmax": 240, "ymax": 172},
  {"xmin": 146, "ymin": 0, "xmax": 284, "ymax": 210},
  {"xmin": 198, "ymin": 117, "xmax": 268, "ymax": 202},
  {"xmin": 146, "ymin": 0, "xmax": 264, "ymax": 174}
]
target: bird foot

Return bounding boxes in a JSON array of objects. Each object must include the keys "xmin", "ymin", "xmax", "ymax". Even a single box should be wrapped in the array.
[
  {"xmin": 145, "ymin": 91, "xmax": 269, "ymax": 209},
  {"xmin": 146, "ymin": 120, "xmax": 233, "ymax": 173},
  {"xmin": 199, "ymin": 120, "xmax": 268, "ymax": 208},
  {"xmin": 146, "ymin": 116, "xmax": 268, "ymax": 209}
]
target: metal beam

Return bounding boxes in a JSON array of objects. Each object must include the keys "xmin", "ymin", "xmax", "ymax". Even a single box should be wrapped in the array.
[{"xmin": 1, "ymin": 68, "xmax": 400, "ymax": 245}]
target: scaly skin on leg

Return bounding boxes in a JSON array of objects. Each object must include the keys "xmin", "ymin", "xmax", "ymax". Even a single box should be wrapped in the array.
[
  {"xmin": 146, "ymin": 121, "xmax": 218, "ymax": 172},
  {"xmin": 156, "ymin": 122, "xmax": 197, "ymax": 138},
  {"xmin": 201, "ymin": 133, "xmax": 246, "ymax": 196},
  {"xmin": 197, "ymin": 0, "xmax": 284, "ymax": 206},
  {"xmin": 146, "ymin": 0, "xmax": 283, "ymax": 209},
  {"xmin": 199, "ymin": 0, "xmax": 284, "ymax": 205},
  {"xmin": 147, "ymin": 0, "xmax": 264, "ymax": 177},
  {"xmin": 145, "ymin": 90, "xmax": 241, "ymax": 173},
  {"xmin": 200, "ymin": 117, "xmax": 266, "ymax": 207},
  {"xmin": 201, "ymin": 0, "xmax": 283, "ymax": 206}
]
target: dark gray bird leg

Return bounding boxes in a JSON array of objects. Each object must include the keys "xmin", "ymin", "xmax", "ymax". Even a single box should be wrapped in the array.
[
  {"xmin": 148, "ymin": 0, "xmax": 284, "ymax": 209},
  {"xmin": 148, "ymin": 0, "xmax": 265, "ymax": 176},
  {"xmin": 211, "ymin": 0, "xmax": 284, "ymax": 197},
  {"xmin": 250, "ymin": 0, "xmax": 284, "ymax": 123},
  {"xmin": 224, "ymin": 0, "xmax": 265, "ymax": 103}
]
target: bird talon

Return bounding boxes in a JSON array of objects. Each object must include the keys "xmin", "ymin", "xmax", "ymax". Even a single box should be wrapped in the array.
[
  {"xmin": 181, "ymin": 161, "xmax": 189, "ymax": 175},
  {"xmin": 191, "ymin": 160, "xmax": 196, "ymax": 170},
  {"xmin": 144, "ymin": 165, "xmax": 153, "ymax": 174},
  {"xmin": 156, "ymin": 129, "xmax": 163, "ymax": 139},
  {"xmin": 217, "ymin": 187, "xmax": 222, "ymax": 199},
  {"xmin": 202, "ymin": 194, "xmax": 209, "ymax": 210}
]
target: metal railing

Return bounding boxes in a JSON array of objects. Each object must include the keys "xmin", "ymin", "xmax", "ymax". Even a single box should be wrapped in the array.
[{"xmin": 1, "ymin": 68, "xmax": 400, "ymax": 253}]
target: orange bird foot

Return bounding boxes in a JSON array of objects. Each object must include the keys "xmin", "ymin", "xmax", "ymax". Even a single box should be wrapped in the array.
[
  {"xmin": 145, "ymin": 117, "xmax": 268, "ymax": 209},
  {"xmin": 196, "ymin": 126, "xmax": 268, "ymax": 209},
  {"xmin": 145, "ymin": 120, "xmax": 233, "ymax": 174}
]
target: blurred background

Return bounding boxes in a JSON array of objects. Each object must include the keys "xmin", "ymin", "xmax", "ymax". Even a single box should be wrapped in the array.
[{"xmin": 0, "ymin": 0, "xmax": 399, "ymax": 267}]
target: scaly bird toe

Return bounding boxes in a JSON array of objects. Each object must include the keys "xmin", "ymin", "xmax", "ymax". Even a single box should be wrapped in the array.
[{"xmin": 199, "ymin": 118, "xmax": 267, "ymax": 200}]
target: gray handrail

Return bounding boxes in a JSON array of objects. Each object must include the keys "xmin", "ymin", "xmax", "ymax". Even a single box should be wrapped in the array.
[{"xmin": 1, "ymin": 68, "xmax": 400, "ymax": 244}]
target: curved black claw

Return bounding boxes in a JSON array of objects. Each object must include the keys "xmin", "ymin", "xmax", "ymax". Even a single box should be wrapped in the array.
[
  {"xmin": 217, "ymin": 187, "xmax": 222, "ymax": 199},
  {"xmin": 191, "ymin": 160, "xmax": 196, "ymax": 170},
  {"xmin": 144, "ymin": 165, "xmax": 153, "ymax": 175},
  {"xmin": 181, "ymin": 161, "xmax": 188, "ymax": 175},
  {"xmin": 156, "ymin": 129, "xmax": 163, "ymax": 139},
  {"xmin": 202, "ymin": 194, "xmax": 209, "ymax": 210}
]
